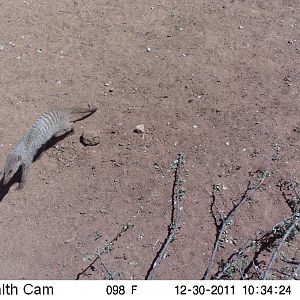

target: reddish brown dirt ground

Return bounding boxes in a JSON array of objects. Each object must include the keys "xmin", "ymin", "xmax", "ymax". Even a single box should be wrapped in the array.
[{"xmin": 0, "ymin": 0, "xmax": 299, "ymax": 280}]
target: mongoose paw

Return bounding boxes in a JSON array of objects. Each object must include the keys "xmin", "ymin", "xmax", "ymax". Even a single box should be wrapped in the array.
[
  {"xmin": 15, "ymin": 182, "xmax": 25, "ymax": 191},
  {"xmin": 69, "ymin": 127, "xmax": 75, "ymax": 135}
]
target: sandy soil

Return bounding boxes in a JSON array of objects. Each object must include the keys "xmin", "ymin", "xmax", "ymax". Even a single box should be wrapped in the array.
[{"xmin": 0, "ymin": 0, "xmax": 299, "ymax": 279}]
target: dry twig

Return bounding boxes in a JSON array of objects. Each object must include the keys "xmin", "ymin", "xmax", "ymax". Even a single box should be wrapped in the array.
[
  {"xmin": 76, "ymin": 223, "xmax": 133, "ymax": 279},
  {"xmin": 263, "ymin": 213, "xmax": 300, "ymax": 279},
  {"xmin": 203, "ymin": 171, "xmax": 270, "ymax": 279},
  {"xmin": 146, "ymin": 153, "xmax": 185, "ymax": 279},
  {"xmin": 214, "ymin": 208, "xmax": 300, "ymax": 279}
]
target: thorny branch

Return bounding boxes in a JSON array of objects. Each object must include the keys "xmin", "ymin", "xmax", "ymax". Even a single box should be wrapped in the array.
[
  {"xmin": 263, "ymin": 213, "xmax": 300, "ymax": 279},
  {"xmin": 146, "ymin": 153, "xmax": 185, "ymax": 280},
  {"xmin": 214, "ymin": 213, "xmax": 297, "ymax": 279},
  {"xmin": 203, "ymin": 171, "xmax": 270, "ymax": 280},
  {"xmin": 212, "ymin": 176, "xmax": 300, "ymax": 280},
  {"xmin": 76, "ymin": 223, "xmax": 133, "ymax": 280}
]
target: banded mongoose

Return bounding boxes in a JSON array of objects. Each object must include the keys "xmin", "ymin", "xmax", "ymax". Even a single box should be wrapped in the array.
[{"xmin": 2, "ymin": 106, "xmax": 97, "ymax": 190}]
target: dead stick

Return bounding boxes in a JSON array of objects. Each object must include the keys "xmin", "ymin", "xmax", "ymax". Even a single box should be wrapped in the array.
[
  {"xmin": 263, "ymin": 213, "xmax": 300, "ymax": 279},
  {"xmin": 215, "ymin": 244, "xmax": 249, "ymax": 279},
  {"xmin": 215, "ymin": 214, "xmax": 295, "ymax": 279},
  {"xmin": 146, "ymin": 153, "xmax": 185, "ymax": 280},
  {"xmin": 203, "ymin": 171, "xmax": 269, "ymax": 279},
  {"xmin": 99, "ymin": 256, "xmax": 115, "ymax": 280},
  {"xmin": 76, "ymin": 223, "xmax": 132, "ymax": 280}
]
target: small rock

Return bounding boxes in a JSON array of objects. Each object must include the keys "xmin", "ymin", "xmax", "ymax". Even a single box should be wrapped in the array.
[
  {"xmin": 146, "ymin": 47, "xmax": 151, "ymax": 52},
  {"xmin": 133, "ymin": 124, "xmax": 145, "ymax": 134},
  {"xmin": 80, "ymin": 129, "xmax": 100, "ymax": 146},
  {"xmin": 104, "ymin": 82, "xmax": 110, "ymax": 87},
  {"xmin": 192, "ymin": 124, "xmax": 198, "ymax": 128}
]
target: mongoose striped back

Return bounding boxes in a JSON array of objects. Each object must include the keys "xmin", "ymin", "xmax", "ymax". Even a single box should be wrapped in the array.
[{"xmin": 18, "ymin": 109, "xmax": 72, "ymax": 162}]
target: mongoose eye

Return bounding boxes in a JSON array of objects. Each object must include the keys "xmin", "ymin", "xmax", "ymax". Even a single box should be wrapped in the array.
[{"xmin": 8, "ymin": 170, "xmax": 13, "ymax": 174}]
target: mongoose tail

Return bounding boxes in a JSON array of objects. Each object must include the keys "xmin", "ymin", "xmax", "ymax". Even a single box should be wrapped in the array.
[{"xmin": 69, "ymin": 107, "xmax": 97, "ymax": 122}]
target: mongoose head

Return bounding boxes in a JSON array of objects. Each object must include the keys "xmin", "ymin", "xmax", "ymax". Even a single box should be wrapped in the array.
[{"xmin": 3, "ymin": 153, "xmax": 22, "ymax": 185}]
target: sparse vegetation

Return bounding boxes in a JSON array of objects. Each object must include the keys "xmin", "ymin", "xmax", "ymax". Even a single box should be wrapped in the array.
[
  {"xmin": 76, "ymin": 160, "xmax": 299, "ymax": 280},
  {"xmin": 203, "ymin": 173, "xmax": 300, "ymax": 280},
  {"xmin": 77, "ymin": 223, "xmax": 134, "ymax": 280}
]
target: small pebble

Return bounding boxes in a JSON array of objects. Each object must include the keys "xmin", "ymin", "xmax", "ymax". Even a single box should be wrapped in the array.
[
  {"xmin": 104, "ymin": 83, "xmax": 110, "ymax": 87},
  {"xmin": 192, "ymin": 124, "xmax": 198, "ymax": 128},
  {"xmin": 133, "ymin": 124, "xmax": 145, "ymax": 134},
  {"xmin": 146, "ymin": 47, "xmax": 151, "ymax": 52},
  {"xmin": 80, "ymin": 129, "xmax": 101, "ymax": 146}
]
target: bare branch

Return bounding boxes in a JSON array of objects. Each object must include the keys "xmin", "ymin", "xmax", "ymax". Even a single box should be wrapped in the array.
[
  {"xmin": 76, "ymin": 223, "xmax": 133, "ymax": 280},
  {"xmin": 263, "ymin": 213, "xmax": 300, "ymax": 280},
  {"xmin": 146, "ymin": 153, "xmax": 185, "ymax": 280},
  {"xmin": 203, "ymin": 171, "xmax": 270, "ymax": 279}
]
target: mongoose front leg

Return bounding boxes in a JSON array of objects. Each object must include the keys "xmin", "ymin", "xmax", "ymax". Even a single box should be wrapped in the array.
[{"xmin": 16, "ymin": 163, "xmax": 29, "ymax": 190}]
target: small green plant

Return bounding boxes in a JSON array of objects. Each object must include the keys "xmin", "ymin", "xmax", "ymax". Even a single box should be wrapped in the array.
[{"xmin": 95, "ymin": 230, "xmax": 102, "ymax": 241}]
